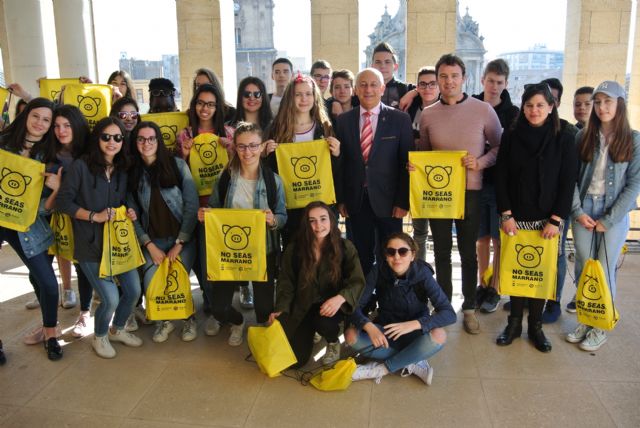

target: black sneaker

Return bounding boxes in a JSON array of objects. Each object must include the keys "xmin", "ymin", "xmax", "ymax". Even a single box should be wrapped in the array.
[
  {"xmin": 566, "ymin": 295, "xmax": 577, "ymax": 313},
  {"xmin": 475, "ymin": 286, "xmax": 489, "ymax": 309},
  {"xmin": 480, "ymin": 288, "xmax": 501, "ymax": 313}
]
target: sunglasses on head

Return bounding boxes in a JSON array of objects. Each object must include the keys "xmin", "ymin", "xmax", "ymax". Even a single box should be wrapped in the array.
[
  {"xmin": 385, "ymin": 247, "xmax": 411, "ymax": 257},
  {"xmin": 100, "ymin": 133, "xmax": 124, "ymax": 143},
  {"xmin": 242, "ymin": 90, "xmax": 262, "ymax": 99},
  {"xmin": 149, "ymin": 89, "xmax": 174, "ymax": 97},
  {"xmin": 117, "ymin": 111, "xmax": 139, "ymax": 120}
]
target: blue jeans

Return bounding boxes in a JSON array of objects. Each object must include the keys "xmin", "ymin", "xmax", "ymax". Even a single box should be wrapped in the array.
[
  {"xmin": 351, "ymin": 324, "xmax": 443, "ymax": 373},
  {"xmin": 572, "ymin": 195, "xmax": 629, "ymax": 299},
  {"xmin": 79, "ymin": 261, "xmax": 141, "ymax": 336},
  {"xmin": 1, "ymin": 228, "xmax": 59, "ymax": 327},
  {"xmin": 140, "ymin": 237, "xmax": 196, "ymax": 291}
]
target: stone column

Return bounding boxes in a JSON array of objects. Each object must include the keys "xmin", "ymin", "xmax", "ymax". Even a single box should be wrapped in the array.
[
  {"xmin": 311, "ymin": 0, "xmax": 359, "ymax": 73},
  {"xmin": 628, "ymin": 2, "xmax": 640, "ymax": 128},
  {"xmin": 176, "ymin": 0, "xmax": 237, "ymax": 110},
  {"xmin": 406, "ymin": 0, "xmax": 457, "ymax": 84},
  {"xmin": 561, "ymin": 0, "xmax": 631, "ymax": 119},
  {"xmin": 52, "ymin": 0, "xmax": 97, "ymax": 80}
]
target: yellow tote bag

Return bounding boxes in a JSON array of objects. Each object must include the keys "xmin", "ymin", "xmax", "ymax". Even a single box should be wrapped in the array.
[
  {"xmin": 309, "ymin": 358, "xmax": 357, "ymax": 391},
  {"xmin": 48, "ymin": 212, "xmax": 76, "ymax": 262},
  {"xmin": 275, "ymin": 139, "xmax": 336, "ymax": 209},
  {"xmin": 62, "ymin": 83, "xmax": 112, "ymax": 130},
  {"xmin": 189, "ymin": 133, "xmax": 228, "ymax": 196},
  {"xmin": 409, "ymin": 151, "xmax": 467, "ymax": 219},
  {"xmin": 499, "ymin": 230, "xmax": 558, "ymax": 300},
  {"xmin": 145, "ymin": 258, "xmax": 195, "ymax": 321},
  {"xmin": 0, "ymin": 150, "xmax": 44, "ymax": 232},
  {"xmin": 99, "ymin": 206, "xmax": 145, "ymax": 278},
  {"xmin": 204, "ymin": 208, "xmax": 267, "ymax": 282},
  {"xmin": 0, "ymin": 87, "xmax": 9, "ymax": 109},
  {"xmin": 140, "ymin": 112, "xmax": 189, "ymax": 150},
  {"xmin": 39, "ymin": 78, "xmax": 78, "ymax": 101},
  {"xmin": 247, "ymin": 320, "xmax": 297, "ymax": 377}
]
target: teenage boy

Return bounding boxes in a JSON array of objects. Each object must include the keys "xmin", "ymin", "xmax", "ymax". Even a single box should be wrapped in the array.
[
  {"xmin": 269, "ymin": 57, "xmax": 293, "ymax": 116},
  {"xmin": 310, "ymin": 59, "xmax": 332, "ymax": 98},
  {"xmin": 371, "ymin": 42, "xmax": 412, "ymax": 109},
  {"xmin": 573, "ymin": 86, "xmax": 594, "ymax": 129}
]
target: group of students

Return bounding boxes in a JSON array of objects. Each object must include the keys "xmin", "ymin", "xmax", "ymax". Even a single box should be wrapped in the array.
[{"xmin": 0, "ymin": 42, "xmax": 638, "ymax": 388}]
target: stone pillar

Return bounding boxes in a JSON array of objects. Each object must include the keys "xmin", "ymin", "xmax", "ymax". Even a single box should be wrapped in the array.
[
  {"xmin": 52, "ymin": 0, "xmax": 97, "ymax": 80},
  {"xmin": 628, "ymin": 2, "xmax": 640, "ymax": 128},
  {"xmin": 406, "ymin": 0, "xmax": 457, "ymax": 84},
  {"xmin": 176, "ymin": 0, "xmax": 237, "ymax": 110},
  {"xmin": 561, "ymin": 0, "xmax": 631, "ymax": 119},
  {"xmin": 311, "ymin": 0, "xmax": 359, "ymax": 73}
]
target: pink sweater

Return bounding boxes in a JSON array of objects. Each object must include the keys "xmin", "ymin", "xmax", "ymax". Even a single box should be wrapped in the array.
[{"xmin": 418, "ymin": 96, "xmax": 502, "ymax": 190}]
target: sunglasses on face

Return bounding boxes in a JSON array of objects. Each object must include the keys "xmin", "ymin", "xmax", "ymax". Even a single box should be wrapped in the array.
[
  {"xmin": 385, "ymin": 247, "xmax": 412, "ymax": 257},
  {"xmin": 196, "ymin": 100, "xmax": 216, "ymax": 109},
  {"xmin": 100, "ymin": 133, "xmax": 124, "ymax": 143},
  {"xmin": 242, "ymin": 90, "xmax": 262, "ymax": 99},
  {"xmin": 117, "ymin": 111, "xmax": 139, "ymax": 120},
  {"xmin": 150, "ymin": 89, "xmax": 174, "ymax": 97}
]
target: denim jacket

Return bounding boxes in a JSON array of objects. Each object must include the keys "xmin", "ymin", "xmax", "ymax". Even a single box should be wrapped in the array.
[
  {"xmin": 128, "ymin": 157, "xmax": 199, "ymax": 245},
  {"xmin": 207, "ymin": 166, "xmax": 287, "ymax": 254},
  {"xmin": 571, "ymin": 130, "xmax": 640, "ymax": 229}
]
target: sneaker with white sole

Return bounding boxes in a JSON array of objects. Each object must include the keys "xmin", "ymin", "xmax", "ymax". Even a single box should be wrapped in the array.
[
  {"xmin": 92, "ymin": 335, "xmax": 116, "ymax": 358},
  {"xmin": 228, "ymin": 322, "xmax": 244, "ymax": 346},
  {"xmin": 579, "ymin": 328, "xmax": 607, "ymax": 351},
  {"xmin": 204, "ymin": 315, "xmax": 221, "ymax": 336},
  {"xmin": 134, "ymin": 306, "xmax": 153, "ymax": 325},
  {"xmin": 566, "ymin": 323, "xmax": 592, "ymax": 344},
  {"xmin": 24, "ymin": 323, "xmax": 62, "ymax": 345},
  {"xmin": 181, "ymin": 318, "xmax": 198, "ymax": 342},
  {"xmin": 125, "ymin": 314, "xmax": 139, "ymax": 332},
  {"xmin": 401, "ymin": 360, "xmax": 434, "ymax": 386},
  {"xmin": 566, "ymin": 295, "xmax": 577, "ymax": 313},
  {"xmin": 239, "ymin": 285, "xmax": 254, "ymax": 309},
  {"xmin": 25, "ymin": 298, "xmax": 40, "ymax": 310},
  {"xmin": 109, "ymin": 328, "xmax": 143, "ymax": 347},
  {"xmin": 322, "ymin": 342, "xmax": 341, "ymax": 365},
  {"xmin": 152, "ymin": 321, "xmax": 175, "ymax": 343},
  {"xmin": 62, "ymin": 289, "xmax": 77, "ymax": 309},
  {"xmin": 352, "ymin": 361, "xmax": 389, "ymax": 384},
  {"xmin": 72, "ymin": 312, "xmax": 91, "ymax": 338}
]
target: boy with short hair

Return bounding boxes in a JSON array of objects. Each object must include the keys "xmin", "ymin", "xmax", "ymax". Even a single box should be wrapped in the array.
[
  {"xmin": 310, "ymin": 59, "xmax": 332, "ymax": 98},
  {"xmin": 371, "ymin": 42, "xmax": 412, "ymax": 109},
  {"xmin": 573, "ymin": 86, "xmax": 594, "ymax": 129},
  {"xmin": 269, "ymin": 57, "xmax": 293, "ymax": 115}
]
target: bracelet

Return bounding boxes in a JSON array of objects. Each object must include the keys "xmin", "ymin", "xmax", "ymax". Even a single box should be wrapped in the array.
[
  {"xmin": 89, "ymin": 211, "xmax": 95, "ymax": 223},
  {"xmin": 548, "ymin": 218, "xmax": 561, "ymax": 227},
  {"xmin": 144, "ymin": 241, "xmax": 152, "ymax": 248}
]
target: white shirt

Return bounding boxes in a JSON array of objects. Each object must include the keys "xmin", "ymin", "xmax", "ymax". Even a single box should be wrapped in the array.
[
  {"xmin": 359, "ymin": 103, "xmax": 382, "ymax": 139},
  {"xmin": 587, "ymin": 131, "xmax": 609, "ymax": 196}
]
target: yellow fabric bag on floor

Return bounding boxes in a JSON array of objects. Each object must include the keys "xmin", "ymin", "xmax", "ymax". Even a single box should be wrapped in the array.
[
  {"xmin": 62, "ymin": 83, "xmax": 112, "ymax": 129},
  {"xmin": 0, "ymin": 150, "xmax": 44, "ymax": 232},
  {"xmin": 499, "ymin": 230, "xmax": 558, "ymax": 300},
  {"xmin": 39, "ymin": 78, "xmax": 78, "ymax": 101},
  {"xmin": 145, "ymin": 258, "xmax": 194, "ymax": 321},
  {"xmin": 409, "ymin": 151, "xmax": 467, "ymax": 219},
  {"xmin": 275, "ymin": 139, "xmax": 336, "ymax": 209},
  {"xmin": 309, "ymin": 357, "xmax": 356, "ymax": 391},
  {"xmin": 48, "ymin": 212, "xmax": 76, "ymax": 262},
  {"xmin": 204, "ymin": 208, "xmax": 267, "ymax": 282},
  {"xmin": 189, "ymin": 133, "xmax": 228, "ymax": 196},
  {"xmin": 247, "ymin": 320, "xmax": 297, "ymax": 377},
  {"xmin": 141, "ymin": 112, "xmax": 189, "ymax": 150},
  {"xmin": 99, "ymin": 206, "xmax": 145, "ymax": 278}
]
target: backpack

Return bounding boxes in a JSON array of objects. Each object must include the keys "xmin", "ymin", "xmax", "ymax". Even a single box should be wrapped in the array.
[{"xmin": 217, "ymin": 163, "xmax": 277, "ymax": 212}]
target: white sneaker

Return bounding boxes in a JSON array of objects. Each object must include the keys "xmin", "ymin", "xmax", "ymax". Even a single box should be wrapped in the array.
[
  {"xmin": 62, "ymin": 289, "xmax": 77, "ymax": 309},
  {"xmin": 109, "ymin": 328, "xmax": 143, "ymax": 347},
  {"xmin": 25, "ymin": 297, "xmax": 40, "ymax": 310},
  {"xmin": 401, "ymin": 360, "xmax": 434, "ymax": 386},
  {"xmin": 204, "ymin": 315, "xmax": 221, "ymax": 336},
  {"xmin": 352, "ymin": 362, "xmax": 389, "ymax": 384},
  {"xmin": 134, "ymin": 306, "xmax": 153, "ymax": 325},
  {"xmin": 566, "ymin": 323, "xmax": 592, "ymax": 344},
  {"xmin": 92, "ymin": 335, "xmax": 116, "ymax": 359},
  {"xmin": 125, "ymin": 314, "xmax": 139, "ymax": 332},
  {"xmin": 152, "ymin": 321, "xmax": 175, "ymax": 343},
  {"xmin": 322, "ymin": 342, "xmax": 341, "ymax": 365},
  {"xmin": 181, "ymin": 318, "xmax": 198, "ymax": 342},
  {"xmin": 579, "ymin": 328, "xmax": 607, "ymax": 351},
  {"xmin": 228, "ymin": 322, "xmax": 244, "ymax": 346},
  {"xmin": 72, "ymin": 312, "xmax": 90, "ymax": 338}
]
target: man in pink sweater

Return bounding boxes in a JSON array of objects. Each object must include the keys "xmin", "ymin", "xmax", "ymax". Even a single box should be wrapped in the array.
[{"xmin": 418, "ymin": 54, "xmax": 502, "ymax": 334}]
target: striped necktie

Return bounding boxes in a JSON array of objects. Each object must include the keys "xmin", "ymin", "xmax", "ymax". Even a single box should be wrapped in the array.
[{"xmin": 360, "ymin": 111, "xmax": 373, "ymax": 163}]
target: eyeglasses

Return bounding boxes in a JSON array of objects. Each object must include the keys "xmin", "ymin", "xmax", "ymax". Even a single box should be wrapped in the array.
[
  {"xmin": 385, "ymin": 247, "xmax": 412, "ymax": 257},
  {"xmin": 100, "ymin": 133, "xmax": 124, "ymax": 143},
  {"xmin": 136, "ymin": 136, "xmax": 157, "ymax": 145},
  {"xmin": 313, "ymin": 74, "xmax": 331, "ymax": 81},
  {"xmin": 117, "ymin": 111, "xmax": 139, "ymax": 120},
  {"xmin": 150, "ymin": 89, "xmax": 174, "ymax": 97},
  {"xmin": 196, "ymin": 100, "xmax": 216, "ymax": 109},
  {"xmin": 417, "ymin": 81, "xmax": 438, "ymax": 89},
  {"xmin": 235, "ymin": 143, "xmax": 263, "ymax": 152},
  {"xmin": 242, "ymin": 90, "xmax": 262, "ymax": 99}
]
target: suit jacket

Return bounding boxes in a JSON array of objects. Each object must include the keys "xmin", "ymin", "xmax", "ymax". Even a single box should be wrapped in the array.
[{"xmin": 336, "ymin": 103, "xmax": 413, "ymax": 217}]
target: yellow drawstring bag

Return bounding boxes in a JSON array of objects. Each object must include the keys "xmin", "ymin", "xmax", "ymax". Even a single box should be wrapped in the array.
[
  {"xmin": 140, "ymin": 112, "xmax": 189, "ymax": 150},
  {"xmin": 247, "ymin": 320, "xmax": 297, "ymax": 378},
  {"xmin": 189, "ymin": 133, "xmax": 228, "ymax": 196},
  {"xmin": 0, "ymin": 150, "xmax": 44, "ymax": 232},
  {"xmin": 309, "ymin": 357, "xmax": 357, "ymax": 391},
  {"xmin": 99, "ymin": 206, "xmax": 145, "ymax": 278},
  {"xmin": 48, "ymin": 212, "xmax": 76, "ymax": 262},
  {"xmin": 145, "ymin": 258, "xmax": 194, "ymax": 321}
]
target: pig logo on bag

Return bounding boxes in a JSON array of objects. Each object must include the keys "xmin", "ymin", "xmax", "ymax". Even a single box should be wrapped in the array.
[
  {"xmin": 194, "ymin": 139, "xmax": 219, "ymax": 165},
  {"xmin": 163, "ymin": 269, "xmax": 179, "ymax": 295},
  {"xmin": 112, "ymin": 220, "xmax": 129, "ymax": 245},
  {"xmin": 0, "ymin": 167, "xmax": 32, "ymax": 197},
  {"xmin": 515, "ymin": 244, "xmax": 543, "ymax": 269},
  {"xmin": 160, "ymin": 125, "xmax": 178, "ymax": 144},
  {"xmin": 581, "ymin": 274, "xmax": 602, "ymax": 301},
  {"xmin": 291, "ymin": 156, "xmax": 317, "ymax": 179},
  {"xmin": 77, "ymin": 95, "xmax": 101, "ymax": 117},
  {"xmin": 222, "ymin": 224, "xmax": 251, "ymax": 250},
  {"xmin": 425, "ymin": 165, "xmax": 452, "ymax": 189}
]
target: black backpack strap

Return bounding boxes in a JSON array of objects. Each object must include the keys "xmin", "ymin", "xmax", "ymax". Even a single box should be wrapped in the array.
[{"xmin": 217, "ymin": 169, "xmax": 231, "ymax": 205}]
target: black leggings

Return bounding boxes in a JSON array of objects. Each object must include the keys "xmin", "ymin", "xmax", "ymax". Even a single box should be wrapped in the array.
[{"xmin": 510, "ymin": 296, "xmax": 545, "ymax": 324}]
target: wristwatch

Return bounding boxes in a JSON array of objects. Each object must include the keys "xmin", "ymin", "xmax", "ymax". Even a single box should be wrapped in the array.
[
  {"xmin": 500, "ymin": 214, "xmax": 513, "ymax": 222},
  {"xmin": 175, "ymin": 238, "xmax": 185, "ymax": 246}
]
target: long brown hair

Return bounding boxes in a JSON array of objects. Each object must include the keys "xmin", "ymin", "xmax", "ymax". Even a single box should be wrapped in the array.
[
  {"xmin": 296, "ymin": 201, "xmax": 342, "ymax": 288},
  {"xmin": 579, "ymin": 97, "xmax": 633, "ymax": 163}
]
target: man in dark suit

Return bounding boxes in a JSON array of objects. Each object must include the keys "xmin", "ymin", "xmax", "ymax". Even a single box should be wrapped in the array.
[{"xmin": 336, "ymin": 68, "xmax": 414, "ymax": 275}]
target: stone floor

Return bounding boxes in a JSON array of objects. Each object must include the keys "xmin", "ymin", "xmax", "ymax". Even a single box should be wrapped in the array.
[{"xmin": 0, "ymin": 243, "xmax": 639, "ymax": 428}]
